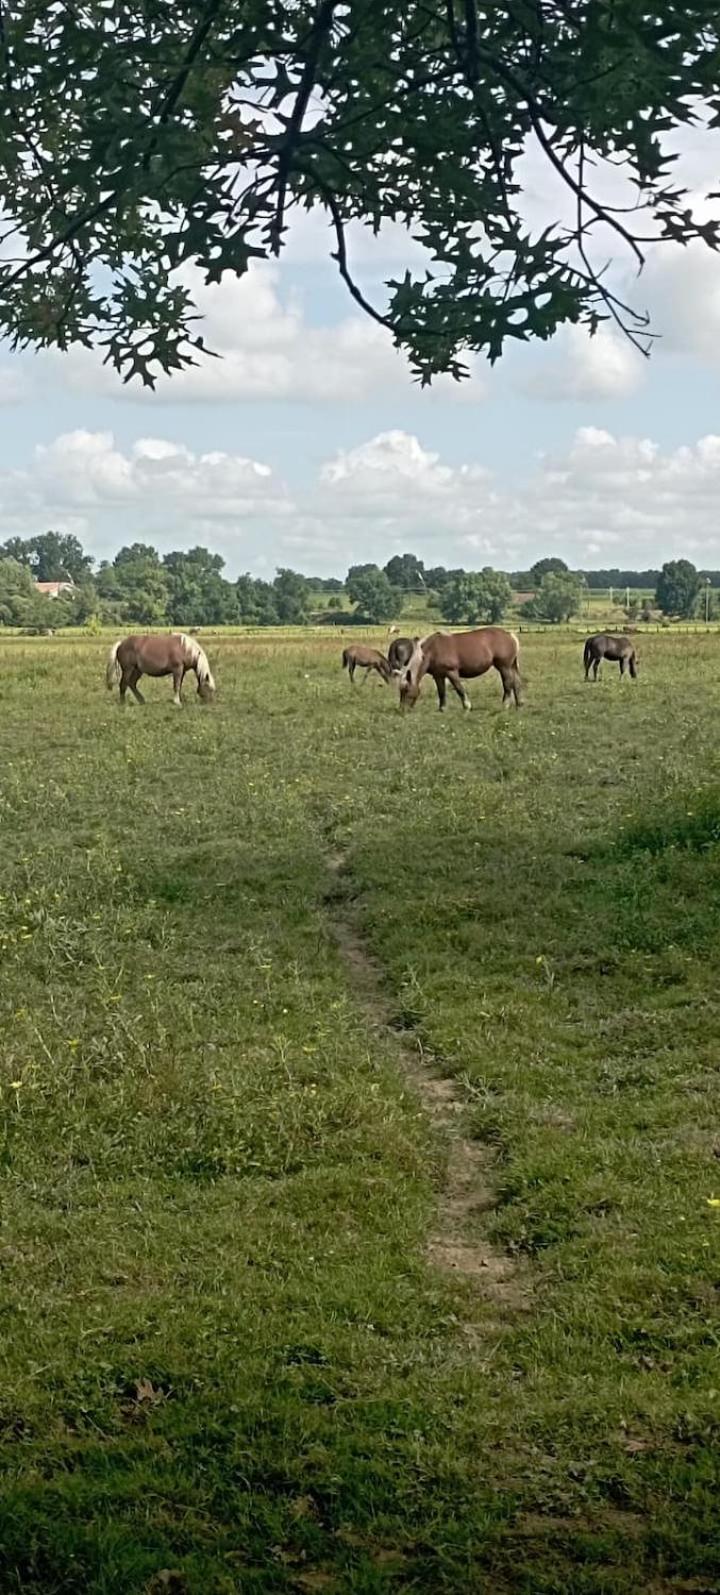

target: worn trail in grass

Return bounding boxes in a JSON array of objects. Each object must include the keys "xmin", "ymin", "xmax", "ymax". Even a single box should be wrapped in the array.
[{"xmin": 0, "ymin": 632, "xmax": 719, "ymax": 1593}]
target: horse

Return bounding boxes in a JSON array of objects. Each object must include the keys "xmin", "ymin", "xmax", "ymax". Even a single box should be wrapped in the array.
[
  {"xmin": 388, "ymin": 636, "xmax": 414, "ymax": 676},
  {"xmin": 400, "ymin": 627, "xmax": 522, "ymax": 711},
  {"xmin": 341, "ymin": 644, "xmax": 392, "ymax": 684},
  {"xmin": 106, "ymin": 632, "xmax": 216, "ymax": 706},
  {"xmin": 583, "ymin": 633, "xmax": 638, "ymax": 681}
]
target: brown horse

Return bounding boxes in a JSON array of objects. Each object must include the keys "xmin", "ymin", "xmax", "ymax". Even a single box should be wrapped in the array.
[
  {"xmin": 583, "ymin": 633, "xmax": 638, "ymax": 681},
  {"xmin": 388, "ymin": 636, "xmax": 414, "ymax": 675},
  {"xmin": 106, "ymin": 633, "xmax": 216, "ymax": 706},
  {"xmin": 400, "ymin": 627, "xmax": 522, "ymax": 711},
  {"xmin": 341, "ymin": 644, "xmax": 391, "ymax": 684}
]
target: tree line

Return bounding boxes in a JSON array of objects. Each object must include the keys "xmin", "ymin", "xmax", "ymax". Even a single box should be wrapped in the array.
[{"xmin": 0, "ymin": 534, "xmax": 714, "ymax": 630}]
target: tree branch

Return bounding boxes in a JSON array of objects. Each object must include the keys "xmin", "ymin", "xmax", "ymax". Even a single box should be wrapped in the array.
[
  {"xmin": 270, "ymin": 0, "xmax": 338, "ymax": 254},
  {"xmin": 324, "ymin": 190, "xmax": 393, "ymax": 329}
]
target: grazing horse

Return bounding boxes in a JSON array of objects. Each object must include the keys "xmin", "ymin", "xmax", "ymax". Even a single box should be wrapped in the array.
[
  {"xmin": 583, "ymin": 633, "xmax": 638, "ymax": 681},
  {"xmin": 388, "ymin": 636, "xmax": 414, "ymax": 676},
  {"xmin": 106, "ymin": 633, "xmax": 216, "ymax": 706},
  {"xmin": 341, "ymin": 644, "xmax": 391, "ymax": 684},
  {"xmin": 400, "ymin": 627, "xmax": 522, "ymax": 711}
]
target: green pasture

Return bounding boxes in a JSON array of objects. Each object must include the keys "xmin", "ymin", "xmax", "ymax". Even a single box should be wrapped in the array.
[{"xmin": 0, "ymin": 630, "xmax": 718, "ymax": 1593}]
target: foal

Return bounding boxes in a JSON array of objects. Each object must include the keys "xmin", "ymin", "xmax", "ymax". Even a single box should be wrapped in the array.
[{"xmin": 341, "ymin": 645, "xmax": 392, "ymax": 684}]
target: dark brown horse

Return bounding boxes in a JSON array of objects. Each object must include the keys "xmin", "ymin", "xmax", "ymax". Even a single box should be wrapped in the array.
[
  {"xmin": 400, "ymin": 627, "xmax": 522, "ymax": 711},
  {"xmin": 341, "ymin": 644, "xmax": 391, "ymax": 684},
  {"xmin": 106, "ymin": 633, "xmax": 216, "ymax": 706},
  {"xmin": 388, "ymin": 636, "xmax": 414, "ymax": 675},
  {"xmin": 583, "ymin": 633, "xmax": 638, "ymax": 681}
]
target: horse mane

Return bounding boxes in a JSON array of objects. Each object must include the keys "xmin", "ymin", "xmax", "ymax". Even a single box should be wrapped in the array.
[
  {"xmin": 405, "ymin": 634, "xmax": 432, "ymax": 685},
  {"xmin": 177, "ymin": 633, "xmax": 215, "ymax": 689}
]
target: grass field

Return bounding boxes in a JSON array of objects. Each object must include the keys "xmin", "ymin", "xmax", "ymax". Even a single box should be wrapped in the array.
[{"xmin": 1, "ymin": 630, "xmax": 719, "ymax": 1594}]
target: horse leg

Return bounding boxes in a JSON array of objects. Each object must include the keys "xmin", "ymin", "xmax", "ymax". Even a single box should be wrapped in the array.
[
  {"xmin": 447, "ymin": 671, "xmax": 471, "ymax": 711},
  {"xmin": 348, "ymin": 660, "xmax": 356, "ymax": 683},
  {"xmin": 129, "ymin": 668, "xmax": 145, "ymax": 705},
  {"xmin": 362, "ymin": 666, "xmax": 370, "ymax": 685},
  {"xmin": 619, "ymin": 657, "xmax": 626, "ymax": 677},
  {"xmin": 118, "ymin": 668, "xmax": 131, "ymax": 705},
  {"xmin": 593, "ymin": 659, "xmax": 600, "ymax": 681},
  {"xmin": 434, "ymin": 675, "xmax": 448, "ymax": 711},
  {"xmin": 171, "ymin": 667, "xmax": 183, "ymax": 707},
  {"xmin": 512, "ymin": 667, "xmax": 523, "ymax": 708},
  {"xmin": 498, "ymin": 665, "xmax": 515, "ymax": 710}
]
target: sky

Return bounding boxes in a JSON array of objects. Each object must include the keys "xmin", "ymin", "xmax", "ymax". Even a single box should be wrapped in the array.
[{"xmin": 3, "ymin": 126, "xmax": 720, "ymax": 578}]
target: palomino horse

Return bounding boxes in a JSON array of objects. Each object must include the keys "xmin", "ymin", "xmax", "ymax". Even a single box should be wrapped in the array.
[
  {"xmin": 400, "ymin": 627, "xmax": 522, "ymax": 711},
  {"xmin": 388, "ymin": 636, "xmax": 414, "ymax": 676},
  {"xmin": 341, "ymin": 644, "xmax": 391, "ymax": 684},
  {"xmin": 106, "ymin": 633, "xmax": 216, "ymax": 706},
  {"xmin": 583, "ymin": 633, "xmax": 638, "ymax": 681}
]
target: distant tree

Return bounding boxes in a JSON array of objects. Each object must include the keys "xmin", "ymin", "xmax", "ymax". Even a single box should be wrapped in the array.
[
  {"xmin": 319, "ymin": 577, "xmax": 343, "ymax": 593},
  {"xmin": 439, "ymin": 568, "xmax": 512, "ymax": 625},
  {"xmin": 348, "ymin": 567, "xmax": 396, "ymax": 624},
  {"xmin": 0, "ymin": 557, "xmax": 62, "ymax": 627},
  {"xmin": 0, "ymin": 557, "xmax": 35, "ymax": 623},
  {"xmin": 163, "ymin": 547, "xmax": 237, "ymax": 625},
  {"xmin": 479, "ymin": 568, "xmax": 513, "ymax": 622},
  {"xmin": 655, "ymin": 559, "xmax": 701, "ymax": 619},
  {"xmin": 580, "ymin": 567, "xmax": 660, "ymax": 590},
  {"xmin": 0, "ymin": 531, "xmax": 93, "ymax": 582},
  {"xmin": 529, "ymin": 570, "xmax": 585, "ymax": 623},
  {"xmin": 273, "ymin": 568, "xmax": 309, "ymax": 624},
  {"xmin": 236, "ymin": 575, "xmax": 279, "ymax": 626},
  {"xmin": 439, "ymin": 575, "xmax": 478, "ymax": 624},
  {"xmin": 383, "ymin": 552, "xmax": 425, "ymax": 590},
  {"xmin": 346, "ymin": 563, "xmax": 380, "ymax": 592},
  {"xmin": 96, "ymin": 544, "xmax": 169, "ymax": 624},
  {"xmin": 530, "ymin": 556, "xmax": 568, "ymax": 586}
]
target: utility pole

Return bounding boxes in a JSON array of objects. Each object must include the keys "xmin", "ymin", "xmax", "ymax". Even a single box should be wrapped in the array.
[{"xmin": 706, "ymin": 577, "xmax": 711, "ymax": 624}]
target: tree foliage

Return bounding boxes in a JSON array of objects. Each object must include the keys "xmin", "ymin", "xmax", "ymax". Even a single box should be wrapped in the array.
[
  {"xmin": 655, "ymin": 559, "xmax": 702, "ymax": 618},
  {"xmin": 0, "ymin": 531, "xmax": 93, "ymax": 582},
  {"xmin": 346, "ymin": 565, "xmax": 397, "ymax": 624},
  {"xmin": 273, "ymin": 568, "xmax": 309, "ymax": 624},
  {"xmin": 1, "ymin": 4, "xmax": 719, "ymax": 387},
  {"xmin": 439, "ymin": 568, "xmax": 512, "ymax": 624},
  {"xmin": 384, "ymin": 553, "xmax": 426, "ymax": 591},
  {"xmin": 529, "ymin": 556, "xmax": 569, "ymax": 585},
  {"xmin": 524, "ymin": 570, "xmax": 586, "ymax": 622}
]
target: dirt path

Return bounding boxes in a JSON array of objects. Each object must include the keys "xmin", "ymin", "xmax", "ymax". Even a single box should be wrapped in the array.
[{"xmin": 326, "ymin": 850, "xmax": 525, "ymax": 1303}]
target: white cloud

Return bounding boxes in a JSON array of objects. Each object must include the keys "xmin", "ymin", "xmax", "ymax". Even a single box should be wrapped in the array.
[
  {"xmin": 293, "ymin": 425, "xmax": 720, "ymax": 569},
  {"xmin": 520, "ymin": 325, "xmax": 645, "ymax": 402},
  {"xmin": 7, "ymin": 422, "xmax": 720, "ymax": 573},
  {"xmin": 0, "ymin": 429, "xmax": 292, "ymax": 561}
]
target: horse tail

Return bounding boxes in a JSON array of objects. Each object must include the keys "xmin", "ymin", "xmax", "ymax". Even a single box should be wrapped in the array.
[
  {"xmin": 341, "ymin": 648, "xmax": 350, "ymax": 669},
  {"xmin": 508, "ymin": 630, "xmax": 520, "ymax": 667},
  {"xmin": 629, "ymin": 650, "xmax": 638, "ymax": 679},
  {"xmin": 583, "ymin": 636, "xmax": 593, "ymax": 667},
  {"xmin": 106, "ymin": 639, "xmax": 122, "ymax": 690}
]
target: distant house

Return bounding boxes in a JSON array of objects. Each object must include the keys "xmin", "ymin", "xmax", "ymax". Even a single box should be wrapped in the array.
[{"xmin": 34, "ymin": 580, "xmax": 75, "ymax": 599}]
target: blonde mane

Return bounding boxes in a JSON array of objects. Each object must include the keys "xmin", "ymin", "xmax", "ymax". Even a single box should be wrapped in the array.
[
  {"xmin": 177, "ymin": 633, "xmax": 215, "ymax": 689},
  {"xmin": 405, "ymin": 633, "xmax": 432, "ymax": 686}
]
